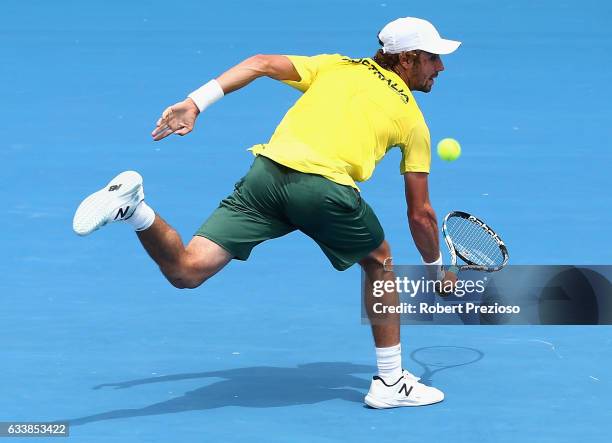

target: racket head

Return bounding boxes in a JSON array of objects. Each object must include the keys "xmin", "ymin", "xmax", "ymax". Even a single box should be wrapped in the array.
[{"xmin": 442, "ymin": 211, "xmax": 509, "ymax": 272}]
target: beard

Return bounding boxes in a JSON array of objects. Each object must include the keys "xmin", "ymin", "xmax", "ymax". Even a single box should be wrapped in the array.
[
  {"xmin": 411, "ymin": 78, "xmax": 433, "ymax": 93},
  {"xmin": 408, "ymin": 63, "xmax": 433, "ymax": 93}
]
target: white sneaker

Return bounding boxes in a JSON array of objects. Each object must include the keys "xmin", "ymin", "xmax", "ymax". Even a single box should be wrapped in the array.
[
  {"xmin": 364, "ymin": 370, "xmax": 444, "ymax": 408},
  {"xmin": 73, "ymin": 171, "xmax": 144, "ymax": 236}
]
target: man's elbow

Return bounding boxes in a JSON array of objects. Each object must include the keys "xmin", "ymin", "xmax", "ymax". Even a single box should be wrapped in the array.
[
  {"xmin": 244, "ymin": 54, "xmax": 298, "ymax": 81},
  {"xmin": 408, "ymin": 207, "xmax": 435, "ymax": 228},
  {"xmin": 245, "ymin": 54, "xmax": 273, "ymax": 75}
]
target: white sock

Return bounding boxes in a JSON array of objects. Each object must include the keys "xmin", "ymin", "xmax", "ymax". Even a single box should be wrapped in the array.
[
  {"xmin": 376, "ymin": 344, "xmax": 402, "ymax": 382},
  {"xmin": 126, "ymin": 201, "xmax": 156, "ymax": 231}
]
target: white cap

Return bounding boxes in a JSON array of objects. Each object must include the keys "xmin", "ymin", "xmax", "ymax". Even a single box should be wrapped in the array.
[{"xmin": 378, "ymin": 17, "xmax": 461, "ymax": 55}]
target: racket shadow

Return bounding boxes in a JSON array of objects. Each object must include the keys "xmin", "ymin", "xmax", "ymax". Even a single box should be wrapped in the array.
[{"xmin": 409, "ymin": 346, "xmax": 484, "ymax": 385}]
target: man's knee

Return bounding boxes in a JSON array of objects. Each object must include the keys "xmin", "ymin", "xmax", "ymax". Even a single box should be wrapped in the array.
[
  {"xmin": 167, "ymin": 274, "xmax": 207, "ymax": 290},
  {"xmin": 164, "ymin": 258, "xmax": 212, "ymax": 289},
  {"xmin": 359, "ymin": 240, "xmax": 392, "ymax": 270},
  {"xmin": 166, "ymin": 270, "xmax": 207, "ymax": 289},
  {"xmin": 165, "ymin": 238, "xmax": 232, "ymax": 289}
]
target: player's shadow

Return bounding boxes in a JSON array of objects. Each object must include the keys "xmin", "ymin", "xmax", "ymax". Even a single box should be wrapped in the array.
[{"xmin": 66, "ymin": 362, "xmax": 374, "ymax": 426}]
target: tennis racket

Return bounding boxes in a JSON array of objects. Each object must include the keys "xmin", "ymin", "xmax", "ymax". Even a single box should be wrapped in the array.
[{"xmin": 442, "ymin": 211, "xmax": 509, "ymax": 274}]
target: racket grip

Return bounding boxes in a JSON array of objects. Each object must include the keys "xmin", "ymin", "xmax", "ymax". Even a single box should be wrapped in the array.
[{"xmin": 446, "ymin": 265, "xmax": 460, "ymax": 275}]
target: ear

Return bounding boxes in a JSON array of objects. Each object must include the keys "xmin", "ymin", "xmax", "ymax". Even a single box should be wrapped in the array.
[{"xmin": 398, "ymin": 52, "xmax": 415, "ymax": 70}]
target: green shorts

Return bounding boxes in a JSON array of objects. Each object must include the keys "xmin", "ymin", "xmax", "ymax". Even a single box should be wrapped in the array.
[{"xmin": 196, "ymin": 155, "xmax": 384, "ymax": 271}]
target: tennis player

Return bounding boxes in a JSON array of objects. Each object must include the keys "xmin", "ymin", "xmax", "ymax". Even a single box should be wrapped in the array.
[{"xmin": 73, "ymin": 17, "xmax": 460, "ymax": 409}]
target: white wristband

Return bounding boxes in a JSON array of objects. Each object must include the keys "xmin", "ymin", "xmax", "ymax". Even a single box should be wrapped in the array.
[
  {"xmin": 422, "ymin": 252, "xmax": 445, "ymax": 280},
  {"xmin": 422, "ymin": 253, "xmax": 443, "ymax": 266},
  {"xmin": 187, "ymin": 79, "xmax": 224, "ymax": 112}
]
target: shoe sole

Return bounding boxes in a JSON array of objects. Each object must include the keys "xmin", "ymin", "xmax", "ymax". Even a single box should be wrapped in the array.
[
  {"xmin": 73, "ymin": 171, "xmax": 143, "ymax": 236},
  {"xmin": 364, "ymin": 393, "xmax": 444, "ymax": 409}
]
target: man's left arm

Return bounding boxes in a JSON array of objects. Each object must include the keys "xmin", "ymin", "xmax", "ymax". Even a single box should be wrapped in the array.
[{"xmin": 151, "ymin": 55, "xmax": 301, "ymax": 141}]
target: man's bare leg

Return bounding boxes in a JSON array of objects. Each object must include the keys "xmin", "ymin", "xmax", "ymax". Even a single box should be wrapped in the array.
[
  {"xmin": 72, "ymin": 171, "xmax": 232, "ymax": 288},
  {"xmin": 359, "ymin": 240, "xmax": 400, "ymax": 347},
  {"xmin": 362, "ymin": 240, "xmax": 445, "ymax": 408},
  {"xmin": 137, "ymin": 214, "xmax": 232, "ymax": 289}
]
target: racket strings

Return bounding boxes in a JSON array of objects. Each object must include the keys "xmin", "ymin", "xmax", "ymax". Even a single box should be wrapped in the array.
[{"xmin": 446, "ymin": 218, "xmax": 504, "ymax": 266}]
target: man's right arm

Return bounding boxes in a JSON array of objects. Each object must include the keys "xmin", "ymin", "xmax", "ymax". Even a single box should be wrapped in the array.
[
  {"xmin": 151, "ymin": 55, "xmax": 301, "ymax": 141},
  {"xmin": 404, "ymin": 172, "xmax": 457, "ymax": 289},
  {"xmin": 404, "ymin": 172, "xmax": 440, "ymax": 262}
]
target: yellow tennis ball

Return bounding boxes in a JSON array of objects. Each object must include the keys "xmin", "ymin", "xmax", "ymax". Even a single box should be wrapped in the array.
[{"xmin": 437, "ymin": 138, "xmax": 461, "ymax": 162}]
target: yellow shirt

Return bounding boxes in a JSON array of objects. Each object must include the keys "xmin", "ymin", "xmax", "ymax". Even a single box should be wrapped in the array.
[{"xmin": 249, "ymin": 54, "xmax": 431, "ymax": 189}]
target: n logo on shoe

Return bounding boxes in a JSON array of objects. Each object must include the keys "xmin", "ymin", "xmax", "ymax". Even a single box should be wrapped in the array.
[
  {"xmin": 399, "ymin": 384, "xmax": 413, "ymax": 397},
  {"xmin": 115, "ymin": 206, "xmax": 130, "ymax": 220},
  {"xmin": 108, "ymin": 184, "xmax": 122, "ymax": 192}
]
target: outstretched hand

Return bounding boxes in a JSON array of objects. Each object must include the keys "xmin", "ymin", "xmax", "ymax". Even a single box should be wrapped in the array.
[{"xmin": 151, "ymin": 99, "xmax": 200, "ymax": 141}]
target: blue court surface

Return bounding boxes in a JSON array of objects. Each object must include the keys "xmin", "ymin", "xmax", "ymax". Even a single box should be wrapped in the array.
[{"xmin": 2, "ymin": 1, "xmax": 611, "ymax": 442}]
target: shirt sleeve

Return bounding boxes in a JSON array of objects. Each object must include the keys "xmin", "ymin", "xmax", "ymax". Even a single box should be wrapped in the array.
[
  {"xmin": 400, "ymin": 121, "xmax": 431, "ymax": 174},
  {"xmin": 282, "ymin": 54, "xmax": 341, "ymax": 92}
]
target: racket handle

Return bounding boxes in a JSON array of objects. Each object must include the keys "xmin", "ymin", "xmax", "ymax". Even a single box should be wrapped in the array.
[{"xmin": 447, "ymin": 265, "xmax": 460, "ymax": 275}]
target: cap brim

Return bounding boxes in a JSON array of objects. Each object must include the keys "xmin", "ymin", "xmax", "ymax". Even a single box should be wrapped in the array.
[{"xmin": 421, "ymin": 38, "xmax": 461, "ymax": 55}]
